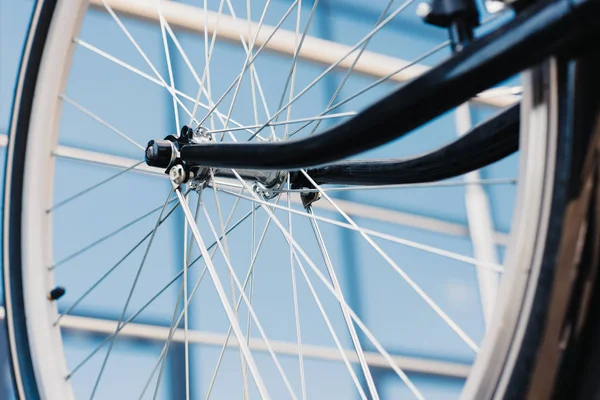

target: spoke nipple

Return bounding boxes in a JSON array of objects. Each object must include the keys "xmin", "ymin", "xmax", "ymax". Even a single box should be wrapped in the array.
[{"xmin": 48, "ymin": 286, "xmax": 66, "ymax": 301}]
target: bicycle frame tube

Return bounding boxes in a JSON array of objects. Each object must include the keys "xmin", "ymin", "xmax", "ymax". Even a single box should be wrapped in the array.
[
  {"xmin": 171, "ymin": 0, "xmax": 599, "ymax": 171},
  {"xmin": 291, "ymin": 103, "xmax": 519, "ymax": 187}
]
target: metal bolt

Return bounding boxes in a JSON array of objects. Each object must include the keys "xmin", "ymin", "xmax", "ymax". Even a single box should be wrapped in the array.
[
  {"xmin": 416, "ymin": 2, "xmax": 432, "ymax": 18},
  {"xmin": 169, "ymin": 164, "xmax": 187, "ymax": 185}
]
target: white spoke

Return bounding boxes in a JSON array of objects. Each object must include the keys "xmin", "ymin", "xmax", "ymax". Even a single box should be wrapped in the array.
[
  {"xmin": 89, "ymin": 188, "xmax": 174, "ymax": 399},
  {"xmin": 275, "ymin": 0, "xmax": 315, "ymax": 137},
  {"xmin": 49, "ymin": 160, "xmax": 144, "ymax": 212},
  {"xmin": 225, "ymin": 170, "xmax": 423, "ymax": 399},
  {"xmin": 204, "ymin": 111, "xmax": 356, "ymax": 134},
  {"xmin": 196, "ymin": 0, "xmax": 300, "ymax": 128},
  {"xmin": 247, "ymin": 0, "xmax": 259, "ymax": 136},
  {"xmin": 149, "ymin": 194, "xmax": 201, "ymax": 400},
  {"xmin": 200, "ymin": 201, "xmax": 297, "ymax": 399},
  {"xmin": 204, "ymin": 197, "xmax": 282, "ymax": 399},
  {"xmin": 182, "ymin": 194, "xmax": 198, "ymax": 400},
  {"xmin": 101, "ymin": 0, "xmax": 189, "ymax": 117},
  {"xmin": 243, "ymin": 192, "xmax": 256, "ymax": 400},
  {"xmin": 290, "ymin": 248, "xmax": 369, "ymax": 400},
  {"xmin": 60, "ymin": 95, "xmax": 144, "ymax": 150},
  {"xmin": 306, "ymin": 205, "xmax": 378, "ymax": 399},
  {"xmin": 288, "ymin": 185, "xmax": 307, "ymax": 400},
  {"xmin": 287, "ymin": 41, "xmax": 449, "ymax": 139},
  {"xmin": 75, "ymin": 38, "xmax": 262, "ymax": 138},
  {"xmin": 276, "ymin": 178, "xmax": 517, "ymax": 193},
  {"xmin": 100, "ymin": 0, "xmax": 237, "ymax": 131},
  {"xmin": 174, "ymin": 185, "xmax": 270, "ymax": 399},
  {"xmin": 206, "ymin": 0, "xmax": 279, "ymax": 139},
  {"xmin": 306, "ymin": 0, "xmax": 395, "ymax": 137},
  {"xmin": 67, "ymin": 192, "xmax": 250, "ymax": 379},
  {"xmin": 190, "ymin": 0, "xmax": 225, "ymax": 125},
  {"xmin": 300, "ymin": 170, "xmax": 479, "ymax": 351},
  {"xmin": 249, "ymin": 0, "xmax": 416, "ymax": 139},
  {"xmin": 159, "ymin": 13, "xmax": 268, "ymax": 140},
  {"xmin": 50, "ymin": 197, "xmax": 178, "ymax": 270},
  {"xmin": 158, "ymin": 0, "xmax": 180, "ymax": 132},
  {"xmin": 56, "ymin": 196, "xmax": 183, "ymax": 325},
  {"xmin": 138, "ymin": 279, "xmax": 186, "ymax": 400},
  {"xmin": 209, "ymin": 174, "xmax": 251, "ymax": 394},
  {"xmin": 216, "ymin": 188, "xmax": 503, "ymax": 273}
]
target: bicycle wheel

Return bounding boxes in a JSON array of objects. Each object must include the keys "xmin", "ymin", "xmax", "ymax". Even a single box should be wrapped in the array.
[{"xmin": 4, "ymin": 0, "xmax": 599, "ymax": 399}]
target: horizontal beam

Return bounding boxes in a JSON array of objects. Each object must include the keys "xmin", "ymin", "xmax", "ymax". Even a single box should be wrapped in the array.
[
  {"xmin": 90, "ymin": 0, "xmax": 518, "ymax": 108},
  {"xmin": 0, "ymin": 307, "xmax": 469, "ymax": 378}
]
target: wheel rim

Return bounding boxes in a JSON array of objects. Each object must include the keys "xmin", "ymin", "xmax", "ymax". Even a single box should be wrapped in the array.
[{"xmin": 5, "ymin": 0, "xmax": 545, "ymax": 399}]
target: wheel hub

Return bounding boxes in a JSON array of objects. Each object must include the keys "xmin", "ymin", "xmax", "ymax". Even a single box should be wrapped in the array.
[{"xmin": 145, "ymin": 125, "xmax": 286, "ymax": 197}]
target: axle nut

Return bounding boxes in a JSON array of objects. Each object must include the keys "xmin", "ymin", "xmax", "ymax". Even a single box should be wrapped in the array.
[{"xmin": 145, "ymin": 140, "xmax": 174, "ymax": 168}]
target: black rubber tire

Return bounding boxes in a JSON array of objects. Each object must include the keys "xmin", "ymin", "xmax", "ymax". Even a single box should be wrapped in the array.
[
  {"xmin": 2, "ymin": 0, "xmax": 58, "ymax": 399},
  {"xmin": 501, "ymin": 50, "xmax": 600, "ymax": 399}
]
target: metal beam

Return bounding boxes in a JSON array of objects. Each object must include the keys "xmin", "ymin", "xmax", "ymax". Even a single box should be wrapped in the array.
[
  {"xmin": 455, "ymin": 104, "xmax": 500, "ymax": 327},
  {"xmin": 0, "ymin": 307, "xmax": 469, "ymax": 378},
  {"xmin": 89, "ymin": 0, "xmax": 518, "ymax": 108}
]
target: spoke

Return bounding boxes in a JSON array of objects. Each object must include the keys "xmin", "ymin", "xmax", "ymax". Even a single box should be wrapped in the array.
[
  {"xmin": 100, "ymin": 0, "xmax": 224, "ymax": 129},
  {"xmin": 275, "ymin": 0, "xmax": 316, "ymax": 137},
  {"xmin": 243, "ymin": 194, "xmax": 256, "ymax": 400},
  {"xmin": 190, "ymin": 0, "xmax": 225, "ymax": 125},
  {"xmin": 225, "ymin": 172, "xmax": 424, "ymax": 398},
  {"xmin": 138, "ymin": 201, "xmax": 232, "ymax": 400},
  {"xmin": 290, "ymin": 247, "xmax": 368, "ymax": 400},
  {"xmin": 50, "ymin": 197, "xmax": 177, "ymax": 270},
  {"xmin": 300, "ymin": 170, "xmax": 479, "ymax": 351},
  {"xmin": 196, "ymin": 0, "xmax": 300, "ymax": 128},
  {"xmin": 247, "ymin": 0, "xmax": 259, "ymax": 135},
  {"xmin": 287, "ymin": 183, "xmax": 307, "ymax": 400},
  {"xmin": 287, "ymin": 41, "xmax": 449, "ymax": 139},
  {"xmin": 209, "ymin": 175, "xmax": 251, "ymax": 394},
  {"xmin": 66, "ymin": 197, "xmax": 251, "ymax": 379},
  {"xmin": 276, "ymin": 178, "xmax": 518, "ymax": 193},
  {"xmin": 306, "ymin": 205, "xmax": 378, "ymax": 399},
  {"xmin": 200, "ymin": 201, "xmax": 297, "ymax": 400},
  {"xmin": 158, "ymin": 0, "xmax": 180, "ymax": 132},
  {"xmin": 225, "ymin": 172, "xmax": 386, "ymax": 398},
  {"xmin": 138, "ymin": 279, "xmax": 184, "ymax": 399},
  {"xmin": 306, "ymin": 0, "xmax": 395, "ymax": 137},
  {"xmin": 159, "ymin": 12, "xmax": 267, "ymax": 140},
  {"xmin": 101, "ymin": 0, "xmax": 187, "ymax": 118},
  {"xmin": 248, "ymin": 0, "xmax": 416, "ymax": 140},
  {"xmin": 215, "ymin": 188, "xmax": 504, "ymax": 273},
  {"xmin": 204, "ymin": 197, "xmax": 283, "ymax": 400},
  {"xmin": 183, "ymin": 194, "xmax": 199, "ymax": 400},
  {"xmin": 146, "ymin": 280, "xmax": 186, "ymax": 400},
  {"xmin": 205, "ymin": 111, "xmax": 356, "ymax": 135},
  {"xmin": 75, "ymin": 38, "xmax": 260, "ymax": 138},
  {"xmin": 49, "ymin": 160, "xmax": 144, "ymax": 212},
  {"xmin": 89, "ymin": 188, "xmax": 174, "ymax": 399},
  {"xmin": 210, "ymin": 0, "xmax": 278, "ymax": 139},
  {"xmin": 55, "ymin": 195, "xmax": 183, "ymax": 325},
  {"xmin": 174, "ymin": 185, "xmax": 270, "ymax": 399},
  {"xmin": 151, "ymin": 195, "xmax": 201, "ymax": 400},
  {"xmin": 60, "ymin": 95, "xmax": 144, "ymax": 150}
]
